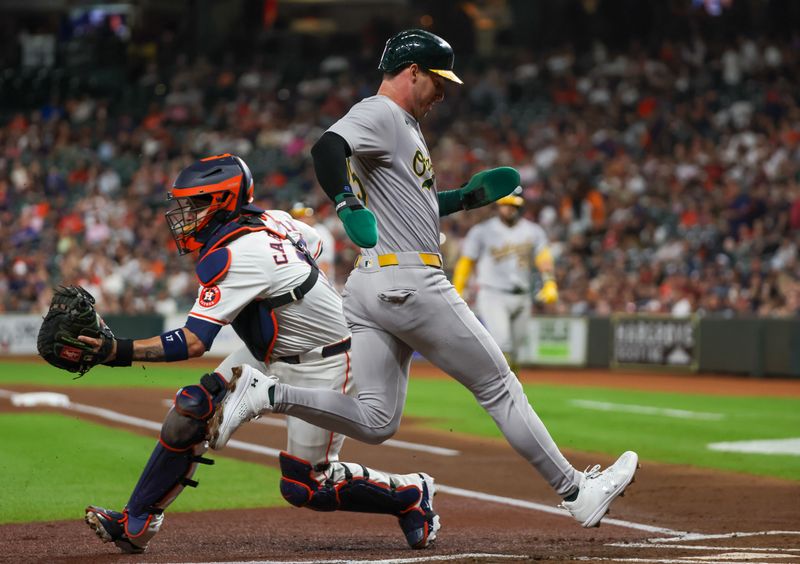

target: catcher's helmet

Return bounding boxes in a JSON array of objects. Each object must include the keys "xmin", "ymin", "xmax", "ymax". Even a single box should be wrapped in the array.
[
  {"xmin": 379, "ymin": 29, "xmax": 462, "ymax": 84},
  {"xmin": 165, "ymin": 153, "xmax": 255, "ymax": 254}
]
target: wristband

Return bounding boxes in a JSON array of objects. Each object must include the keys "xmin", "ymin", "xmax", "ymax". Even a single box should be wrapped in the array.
[
  {"xmin": 105, "ymin": 338, "xmax": 133, "ymax": 367},
  {"xmin": 160, "ymin": 329, "xmax": 189, "ymax": 362},
  {"xmin": 335, "ymin": 192, "xmax": 365, "ymax": 214},
  {"xmin": 437, "ymin": 190, "xmax": 464, "ymax": 217}
]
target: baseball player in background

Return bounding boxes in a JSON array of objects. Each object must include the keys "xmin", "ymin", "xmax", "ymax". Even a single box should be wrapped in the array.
[
  {"xmin": 209, "ymin": 29, "xmax": 639, "ymax": 533},
  {"xmin": 453, "ymin": 189, "xmax": 558, "ymax": 373},
  {"xmin": 79, "ymin": 154, "xmax": 439, "ymax": 553},
  {"xmin": 289, "ymin": 202, "xmax": 336, "ymax": 286}
]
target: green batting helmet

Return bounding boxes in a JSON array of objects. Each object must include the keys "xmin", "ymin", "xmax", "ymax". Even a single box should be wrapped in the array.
[{"xmin": 378, "ymin": 29, "xmax": 463, "ymax": 84}]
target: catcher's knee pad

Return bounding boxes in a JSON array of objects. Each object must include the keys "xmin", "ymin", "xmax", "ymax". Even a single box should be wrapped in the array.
[
  {"xmin": 279, "ymin": 452, "xmax": 421, "ymax": 516},
  {"xmin": 125, "ymin": 373, "xmax": 226, "ymax": 525},
  {"xmin": 161, "ymin": 373, "xmax": 225, "ymax": 450}
]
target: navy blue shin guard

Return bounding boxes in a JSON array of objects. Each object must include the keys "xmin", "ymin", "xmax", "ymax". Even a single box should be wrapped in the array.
[
  {"xmin": 124, "ymin": 373, "xmax": 226, "ymax": 534},
  {"xmin": 279, "ymin": 452, "xmax": 421, "ymax": 516}
]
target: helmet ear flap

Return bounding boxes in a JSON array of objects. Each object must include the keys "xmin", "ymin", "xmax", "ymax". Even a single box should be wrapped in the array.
[{"xmin": 232, "ymin": 155, "xmax": 254, "ymax": 206}]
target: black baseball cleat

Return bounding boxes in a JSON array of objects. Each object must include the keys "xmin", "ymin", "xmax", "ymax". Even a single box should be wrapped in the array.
[
  {"xmin": 85, "ymin": 505, "xmax": 162, "ymax": 554},
  {"xmin": 398, "ymin": 473, "xmax": 441, "ymax": 549}
]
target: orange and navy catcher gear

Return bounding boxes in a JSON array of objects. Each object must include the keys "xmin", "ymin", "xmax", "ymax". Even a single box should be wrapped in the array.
[
  {"xmin": 279, "ymin": 451, "xmax": 422, "ymax": 514},
  {"xmin": 121, "ymin": 373, "xmax": 226, "ymax": 539},
  {"xmin": 279, "ymin": 452, "xmax": 438, "ymax": 549},
  {"xmin": 165, "ymin": 154, "xmax": 255, "ymax": 255}
]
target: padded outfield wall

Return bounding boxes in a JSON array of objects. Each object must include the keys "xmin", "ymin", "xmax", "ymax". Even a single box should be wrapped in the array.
[{"xmin": 3, "ymin": 313, "xmax": 799, "ymax": 377}]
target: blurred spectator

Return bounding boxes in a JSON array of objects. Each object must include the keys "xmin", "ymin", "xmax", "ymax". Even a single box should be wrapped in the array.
[{"xmin": 2, "ymin": 32, "xmax": 800, "ymax": 318}]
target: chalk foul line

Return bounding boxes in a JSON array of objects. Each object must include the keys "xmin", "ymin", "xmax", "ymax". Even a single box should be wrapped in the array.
[
  {"xmin": 570, "ymin": 399, "xmax": 724, "ymax": 421},
  {"xmin": 1, "ymin": 388, "xmax": 679, "ymax": 536}
]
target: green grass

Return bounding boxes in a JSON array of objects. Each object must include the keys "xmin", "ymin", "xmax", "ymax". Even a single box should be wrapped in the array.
[
  {"xmin": 0, "ymin": 361, "xmax": 216, "ymax": 389},
  {"xmin": 1, "ymin": 359, "xmax": 798, "ymax": 525},
  {"xmin": 0, "ymin": 413, "xmax": 284, "ymax": 524},
  {"xmin": 404, "ymin": 378, "xmax": 800, "ymax": 481}
]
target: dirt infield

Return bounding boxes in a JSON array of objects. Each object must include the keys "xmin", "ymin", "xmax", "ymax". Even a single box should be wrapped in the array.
[{"xmin": 1, "ymin": 367, "xmax": 799, "ymax": 563}]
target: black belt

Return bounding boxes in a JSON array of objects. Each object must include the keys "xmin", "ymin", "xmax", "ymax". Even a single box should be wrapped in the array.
[
  {"xmin": 279, "ymin": 337, "xmax": 352, "ymax": 364},
  {"xmin": 507, "ymin": 287, "xmax": 527, "ymax": 295}
]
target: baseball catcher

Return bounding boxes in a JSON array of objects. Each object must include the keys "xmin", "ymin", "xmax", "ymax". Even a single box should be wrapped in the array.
[
  {"xmin": 46, "ymin": 153, "xmax": 438, "ymax": 554},
  {"xmin": 37, "ymin": 285, "xmax": 122, "ymax": 376}
]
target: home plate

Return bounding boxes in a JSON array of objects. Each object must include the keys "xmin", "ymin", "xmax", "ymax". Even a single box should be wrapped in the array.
[
  {"xmin": 707, "ymin": 438, "xmax": 800, "ymax": 456},
  {"xmin": 11, "ymin": 392, "xmax": 71, "ymax": 408}
]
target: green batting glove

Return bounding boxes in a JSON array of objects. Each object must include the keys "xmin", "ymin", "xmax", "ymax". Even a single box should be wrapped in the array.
[
  {"xmin": 335, "ymin": 192, "xmax": 378, "ymax": 248},
  {"xmin": 460, "ymin": 167, "xmax": 521, "ymax": 210}
]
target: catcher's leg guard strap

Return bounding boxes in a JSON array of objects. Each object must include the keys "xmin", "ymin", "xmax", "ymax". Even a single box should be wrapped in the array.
[
  {"xmin": 125, "ymin": 374, "xmax": 226, "ymax": 533},
  {"xmin": 279, "ymin": 452, "xmax": 422, "ymax": 516}
]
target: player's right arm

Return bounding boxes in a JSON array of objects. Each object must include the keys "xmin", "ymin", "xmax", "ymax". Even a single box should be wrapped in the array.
[
  {"xmin": 311, "ymin": 131, "xmax": 378, "ymax": 248},
  {"xmin": 452, "ymin": 257, "xmax": 474, "ymax": 295},
  {"xmin": 453, "ymin": 224, "xmax": 484, "ymax": 296},
  {"xmin": 311, "ymin": 99, "xmax": 397, "ymax": 248}
]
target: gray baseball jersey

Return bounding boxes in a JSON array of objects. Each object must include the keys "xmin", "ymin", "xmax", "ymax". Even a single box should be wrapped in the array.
[
  {"xmin": 461, "ymin": 217, "xmax": 548, "ymax": 293},
  {"xmin": 328, "ymin": 95, "xmax": 440, "ymax": 256},
  {"xmin": 271, "ymin": 93, "xmax": 582, "ymax": 498},
  {"xmin": 461, "ymin": 216, "xmax": 549, "ymax": 354}
]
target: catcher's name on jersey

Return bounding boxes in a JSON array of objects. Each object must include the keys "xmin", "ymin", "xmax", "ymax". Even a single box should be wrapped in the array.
[
  {"xmin": 461, "ymin": 216, "xmax": 548, "ymax": 293},
  {"xmin": 328, "ymin": 95, "xmax": 441, "ymax": 255},
  {"xmin": 185, "ymin": 211, "xmax": 348, "ymax": 359}
]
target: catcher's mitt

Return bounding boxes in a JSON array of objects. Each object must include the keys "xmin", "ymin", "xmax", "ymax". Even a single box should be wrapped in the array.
[{"xmin": 37, "ymin": 286, "xmax": 114, "ymax": 376}]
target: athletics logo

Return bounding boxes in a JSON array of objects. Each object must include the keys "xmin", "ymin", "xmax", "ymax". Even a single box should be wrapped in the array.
[{"xmin": 199, "ymin": 285, "xmax": 221, "ymax": 308}]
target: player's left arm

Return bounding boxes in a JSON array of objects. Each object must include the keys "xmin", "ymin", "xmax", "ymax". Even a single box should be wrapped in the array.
[
  {"xmin": 438, "ymin": 167, "xmax": 521, "ymax": 216},
  {"xmin": 80, "ymin": 245, "xmax": 267, "ymax": 365},
  {"xmin": 79, "ymin": 328, "xmax": 207, "ymax": 363},
  {"xmin": 533, "ymin": 229, "xmax": 558, "ymax": 304}
]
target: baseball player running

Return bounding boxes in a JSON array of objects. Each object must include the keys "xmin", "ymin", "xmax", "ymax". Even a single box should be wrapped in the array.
[
  {"xmin": 76, "ymin": 154, "xmax": 439, "ymax": 553},
  {"xmin": 210, "ymin": 29, "xmax": 638, "ymax": 531},
  {"xmin": 453, "ymin": 189, "xmax": 558, "ymax": 373}
]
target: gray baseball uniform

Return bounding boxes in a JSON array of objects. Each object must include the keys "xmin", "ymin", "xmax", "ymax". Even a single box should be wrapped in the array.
[
  {"xmin": 461, "ymin": 217, "xmax": 548, "ymax": 355},
  {"xmin": 274, "ymin": 94, "xmax": 580, "ymax": 496}
]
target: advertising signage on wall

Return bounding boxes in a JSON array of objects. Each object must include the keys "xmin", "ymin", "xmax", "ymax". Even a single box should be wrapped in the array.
[
  {"xmin": 611, "ymin": 315, "xmax": 698, "ymax": 371},
  {"xmin": 0, "ymin": 315, "xmax": 43, "ymax": 354},
  {"xmin": 518, "ymin": 317, "xmax": 587, "ymax": 366}
]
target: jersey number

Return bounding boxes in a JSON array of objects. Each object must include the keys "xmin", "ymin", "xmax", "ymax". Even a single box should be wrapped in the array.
[{"xmin": 346, "ymin": 158, "xmax": 367, "ymax": 206}]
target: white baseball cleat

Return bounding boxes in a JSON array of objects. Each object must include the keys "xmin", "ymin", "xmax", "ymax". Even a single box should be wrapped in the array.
[
  {"xmin": 207, "ymin": 364, "xmax": 277, "ymax": 450},
  {"xmin": 559, "ymin": 450, "xmax": 639, "ymax": 527}
]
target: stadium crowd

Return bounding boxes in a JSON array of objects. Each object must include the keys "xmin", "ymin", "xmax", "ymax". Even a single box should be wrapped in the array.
[{"xmin": 2, "ymin": 33, "xmax": 800, "ymax": 318}]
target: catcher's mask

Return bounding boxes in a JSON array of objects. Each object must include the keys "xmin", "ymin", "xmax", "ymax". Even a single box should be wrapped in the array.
[{"xmin": 165, "ymin": 153, "xmax": 254, "ymax": 254}]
